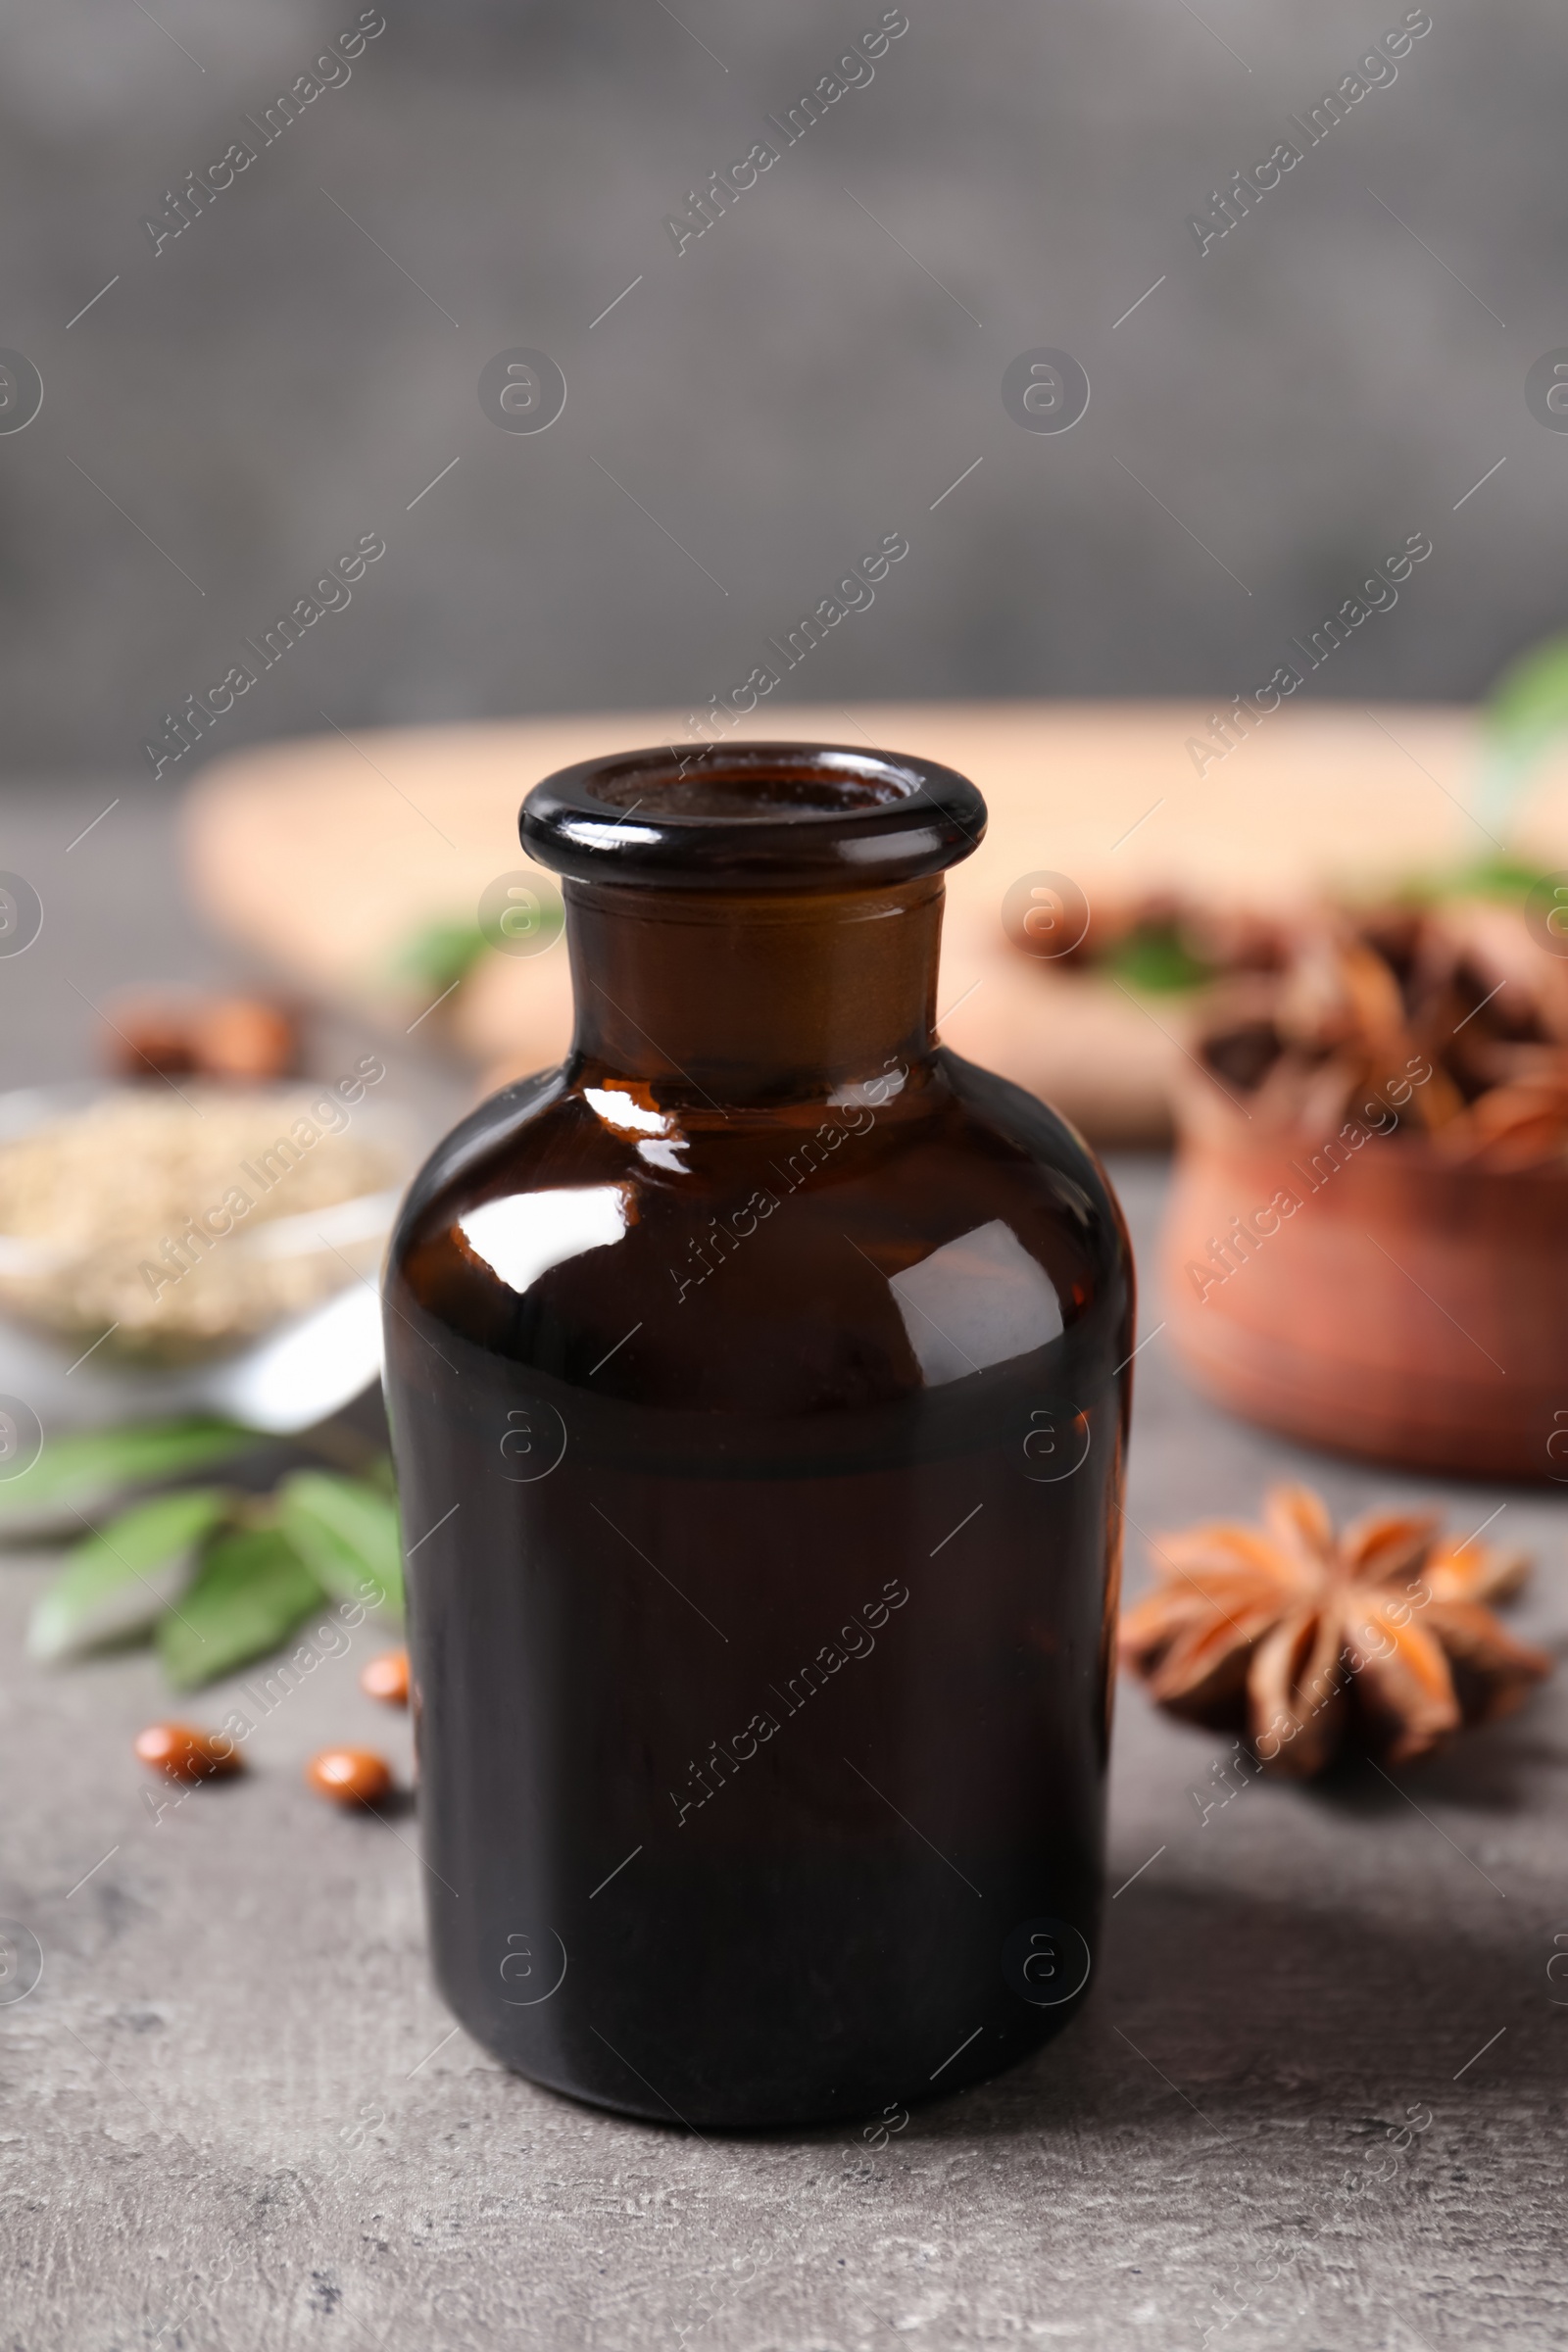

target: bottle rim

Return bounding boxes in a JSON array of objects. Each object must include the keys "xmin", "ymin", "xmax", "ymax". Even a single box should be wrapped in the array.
[{"xmin": 520, "ymin": 740, "xmax": 987, "ymax": 893}]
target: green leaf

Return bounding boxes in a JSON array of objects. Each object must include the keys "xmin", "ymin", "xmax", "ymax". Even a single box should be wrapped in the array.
[
  {"xmin": 1479, "ymin": 632, "xmax": 1568, "ymax": 830},
  {"xmin": 0, "ymin": 1417, "xmax": 261, "ymax": 1544},
  {"xmin": 1485, "ymin": 632, "xmax": 1568, "ymax": 769},
  {"xmin": 276, "ymin": 1471, "xmax": 403, "ymax": 1617},
  {"xmin": 1100, "ymin": 920, "xmax": 1216, "ymax": 995},
  {"xmin": 391, "ymin": 916, "xmax": 491, "ymax": 995},
  {"xmin": 1389, "ymin": 854, "xmax": 1553, "ymax": 909},
  {"xmin": 1436, "ymin": 853, "xmax": 1549, "ymax": 903},
  {"xmin": 157, "ymin": 1523, "xmax": 326, "ymax": 1689},
  {"xmin": 27, "ymin": 1487, "xmax": 235, "ymax": 1663}
]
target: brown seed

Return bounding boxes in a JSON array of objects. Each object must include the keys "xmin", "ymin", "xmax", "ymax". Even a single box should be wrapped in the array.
[
  {"xmin": 105, "ymin": 1000, "xmax": 201, "ymax": 1081},
  {"xmin": 101, "ymin": 991, "xmax": 299, "ymax": 1084},
  {"xmin": 360, "ymin": 1648, "xmax": 410, "ymax": 1706},
  {"xmin": 191, "ymin": 998, "xmax": 300, "ymax": 1082},
  {"xmin": 306, "ymin": 1747, "xmax": 393, "ymax": 1807},
  {"xmin": 133, "ymin": 1722, "xmax": 244, "ymax": 1784}
]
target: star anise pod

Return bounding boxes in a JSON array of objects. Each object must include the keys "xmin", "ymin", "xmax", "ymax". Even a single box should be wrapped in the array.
[
  {"xmin": 1119, "ymin": 1483, "xmax": 1552, "ymax": 1777},
  {"xmin": 1434, "ymin": 1069, "xmax": 1568, "ymax": 1169},
  {"xmin": 1193, "ymin": 897, "xmax": 1568, "ymax": 1156}
]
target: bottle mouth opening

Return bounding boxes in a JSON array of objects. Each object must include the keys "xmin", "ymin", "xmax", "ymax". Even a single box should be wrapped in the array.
[
  {"xmin": 521, "ymin": 741, "xmax": 986, "ymax": 893},
  {"xmin": 582, "ymin": 746, "xmax": 918, "ymax": 819}
]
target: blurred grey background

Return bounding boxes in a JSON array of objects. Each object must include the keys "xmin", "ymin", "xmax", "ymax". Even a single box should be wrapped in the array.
[{"xmin": 0, "ymin": 0, "xmax": 1560, "ymax": 775}]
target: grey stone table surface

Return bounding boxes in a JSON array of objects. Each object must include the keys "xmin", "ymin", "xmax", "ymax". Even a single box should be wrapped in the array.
[{"xmin": 2, "ymin": 784, "xmax": 1566, "ymax": 2352}]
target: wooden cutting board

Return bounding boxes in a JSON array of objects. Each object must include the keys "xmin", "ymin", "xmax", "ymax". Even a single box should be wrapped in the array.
[{"xmin": 183, "ymin": 700, "xmax": 1568, "ymax": 1143}]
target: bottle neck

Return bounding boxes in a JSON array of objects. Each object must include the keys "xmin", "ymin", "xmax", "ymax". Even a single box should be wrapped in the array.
[{"xmin": 563, "ymin": 875, "xmax": 944, "ymax": 1107}]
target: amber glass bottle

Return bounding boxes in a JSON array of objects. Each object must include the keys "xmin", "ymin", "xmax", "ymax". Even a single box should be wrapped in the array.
[{"xmin": 384, "ymin": 744, "xmax": 1133, "ymax": 2129}]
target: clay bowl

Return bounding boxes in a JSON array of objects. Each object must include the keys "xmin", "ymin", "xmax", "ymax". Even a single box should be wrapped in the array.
[{"xmin": 1161, "ymin": 1084, "xmax": 1568, "ymax": 1483}]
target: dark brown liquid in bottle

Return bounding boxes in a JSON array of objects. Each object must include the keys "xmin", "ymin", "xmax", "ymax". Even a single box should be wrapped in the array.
[{"xmin": 384, "ymin": 745, "xmax": 1133, "ymax": 2128}]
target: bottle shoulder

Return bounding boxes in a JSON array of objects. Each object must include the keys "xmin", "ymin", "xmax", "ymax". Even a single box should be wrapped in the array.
[
  {"xmin": 391, "ymin": 1064, "xmax": 569, "ymax": 1264},
  {"xmin": 397, "ymin": 1054, "xmax": 1119, "ymax": 1236},
  {"xmin": 934, "ymin": 1049, "xmax": 1128, "ymax": 1258},
  {"xmin": 386, "ymin": 1054, "xmax": 1133, "ymax": 1418}
]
